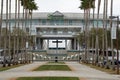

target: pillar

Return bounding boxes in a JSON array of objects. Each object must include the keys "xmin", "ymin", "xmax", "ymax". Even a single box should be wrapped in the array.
[
  {"xmin": 40, "ymin": 39, "xmax": 43, "ymax": 49},
  {"xmin": 38, "ymin": 38, "xmax": 41, "ymax": 49},
  {"xmin": 47, "ymin": 39, "xmax": 48, "ymax": 50},
  {"xmin": 71, "ymin": 39, "xmax": 74, "ymax": 50},
  {"xmin": 65, "ymin": 39, "xmax": 67, "ymax": 50},
  {"xmin": 74, "ymin": 38, "xmax": 77, "ymax": 50}
]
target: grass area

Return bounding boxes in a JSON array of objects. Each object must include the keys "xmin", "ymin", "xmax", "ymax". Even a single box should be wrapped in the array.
[
  {"xmin": 34, "ymin": 62, "xmax": 71, "ymax": 71},
  {"xmin": 34, "ymin": 65, "xmax": 71, "ymax": 71},
  {"xmin": 0, "ymin": 64, "xmax": 25, "ymax": 71},
  {"xmin": 48, "ymin": 61, "xmax": 65, "ymax": 64},
  {"xmin": 16, "ymin": 77, "xmax": 79, "ymax": 80},
  {"xmin": 82, "ymin": 63, "xmax": 118, "ymax": 74}
]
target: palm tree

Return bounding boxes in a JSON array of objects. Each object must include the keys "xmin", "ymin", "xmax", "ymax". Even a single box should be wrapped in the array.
[
  {"xmin": 109, "ymin": 0, "xmax": 115, "ymax": 70},
  {"xmin": 0, "ymin": 0, "xmax": 3, "ymax": 50},
  {"xmin": 104, "ymin": 0, "xmax": 109, "ymax": 68},
  {"xmin": 12, "ymin": 0, "xmax": 18, "ymax": 65},
  {"xmin": 95, "ymin": 0, "xmax": 101, "ymax": 65},
  {"xmin": 20, "ymin": 0, "xmax": 38, "ymax": 63},
  {"xmin": 3, "ymin": 0, "xmax": 9, "ymax": 67},
  {"xmin": 8, "ymin": 0, "xmax": 12, "ymax": 66},
  {"xmin": 101, "ymin": 0, "xmax": 106, "ymax": 68},
  {"xmin": 15, "ymin": 0, "xmax": 21, "ymax": 65},
  {"xmin": 91, "ymin": 0, "xmax": 95, "ymax": 65},
  {"xmin": 79, "ymin": 0, "xmax": 95, "ymax": 63},
  {"xmin": 28, "ymin": 1, "xmax": 38, "ymax": 62}
]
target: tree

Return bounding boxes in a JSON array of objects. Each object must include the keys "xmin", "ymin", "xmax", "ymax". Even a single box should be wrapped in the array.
[
  {"xmin": 104, "ymin": 0, "xmax": 109, "ymax": 68},
  {"xmin": 110, "ymin": 0, "xmax": 115, "ymax": 70},
  {"xmin": 20, "ymin": 0, "xmax": 38, "ymax": 63},
  {"xmin": 2, "ymin": 0, "xmax": 9, "ymax": 67},
  {"xmin": 8, "ymin": 0, "xmax": 12, "ymax": 66},
  {"xmin": 0, "ymin": 0, "xmax": 3, "ymax": 50},
  {"xmin": 79, "ymin": 0, "xmax": 95, "ymax": 63},
  {"xmin": 95, "ymin": 0, "xmax": 101, "ymax": 65},
  {"xmin": 91, "ymin": 0, "xmax": 95, "ymax": 65}
]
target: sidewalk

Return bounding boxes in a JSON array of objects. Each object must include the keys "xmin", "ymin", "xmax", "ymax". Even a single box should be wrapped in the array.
[
  {"xmin": 66, "ymin": 62, "xmax": 120, "ymax": 80},
  {"xmin": 0, "ymin": 62, "xmax": 120, "ymax": 80}
]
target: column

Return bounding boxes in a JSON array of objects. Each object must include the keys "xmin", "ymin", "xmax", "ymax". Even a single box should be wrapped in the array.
[
  {"xmin": 71, "ymin": 39, "xmax": 74, "ymax": 50},
  {"xmin": 65, "ymin": 39, "xmax": 67, "ymax": 50},
  {"xmin": 77, "ymin": 41, "xmax": 80, "ymax": 50},
  {"xmin": 38, "ymin": 38, "xmax": 41, "ymax": 49},
  {"xmin": 34, "ymin": 36, "xmax": 36, "ymax": 50},
  {"xmin": 74, "ymin": 38, "xmax": 77, "ymax": 50},
  {"xmin": 47, "ymin": 39, "xmax": 49, "ymax": 50},
  {"xmin": 40, "ymin": 39, "xmax": 43, "ymax": 49}
]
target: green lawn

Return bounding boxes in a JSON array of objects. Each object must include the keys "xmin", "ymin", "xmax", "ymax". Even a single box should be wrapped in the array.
[
  {"xmin": 33, "ymin": 62, "xmax": 71, "ymax": 71},
  {"xmin": 16, "ymin": 77, "xmax": 79, "ymax": 80},
  {"xmin": 34, "ymin": 64, "xmax": 71, "ymax": 71},
  {"xmin": 0, "ymin": 64, "xmax": 25, "ymax": 71},
  {"xmin": 48, "ymin": 62, "xmax": 65, "ymax": 64}
]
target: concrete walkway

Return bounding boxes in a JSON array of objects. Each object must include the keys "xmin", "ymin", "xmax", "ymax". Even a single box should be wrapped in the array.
[{"xmin": 0, "ymin": 62, "xmax": 120, "ymax": 80}]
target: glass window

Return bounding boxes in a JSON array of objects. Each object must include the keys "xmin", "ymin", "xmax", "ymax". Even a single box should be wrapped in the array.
[
  {"xmin": 58, "ymin": 31, "xmax": 63, "ymax": 34},
  {"xmin": 69, "ymin": 20, "xmax": 72, "ymax": 25},
  {"xmin": 42, "ymin": 19, "xmax": 46, "ymax": 25}
]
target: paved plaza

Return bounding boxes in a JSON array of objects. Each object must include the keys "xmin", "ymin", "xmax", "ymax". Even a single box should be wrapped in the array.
[{"xmin": 0, "ymin": 62, "xmax": 120, "ymax": 80}]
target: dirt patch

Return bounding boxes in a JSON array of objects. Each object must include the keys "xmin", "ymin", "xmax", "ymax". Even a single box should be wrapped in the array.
[
  {"xmin": 65, "ymin": 62, "xmax": 75, "ymax": 71},
  {"xmin": 9, "ymin": 78, "xmax": 17, "ymax": 80},
  {"xmin": 80, "ymin": 77, "xmax": 87, "ymax": 80},
  {"xmin": 29, "ymin": 62, "xmax": 46, "ymax": 71}
]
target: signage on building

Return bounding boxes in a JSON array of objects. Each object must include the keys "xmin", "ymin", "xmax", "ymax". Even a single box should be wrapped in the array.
[{"xmin": 111, "ymin": 26, "xmax": 116, "ymax": 39}]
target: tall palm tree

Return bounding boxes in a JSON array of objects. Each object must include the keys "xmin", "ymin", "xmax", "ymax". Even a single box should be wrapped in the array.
[
  {"xmin": 28, "ymin": 1, "xmax": 38, "ymax": 62},
  {"xmin": 101, "ymin": 0, "xmax": 106, "ymax": 68},
  {"xmin": 20, "ymin": 0, "xmax": 38, "ymax": 63},
  {"xmin": 21, "ymin": 0, "xmax": 30, "ymax": 63},
  {"xmin": 79, "ymin": 0, "xmax": 95, "ymax": 63},
  {"xmin": 3, "ymin": 0, "xmax": 9, "ymax": 67},
  {"xmin": 95, "ymin": 0, "xmax": 101, "ymax": 65},
  {"xmin": 91, "ymin": 0, "xmax": 95, "ymax": 65},
  {"xmin": 8, "ymin": 0, "xmax": 11, "ymax": 66},
  {"xmin": 13, "ymin": 0, "xmax": 18, "ymax": 65},
  {"xmin": 16, "ymin": 0, "xmax": 21, "ymax": 65},
  {"xmin": 104, "ymin": 0, "xmax": 109, "ymax": 68},
  {"xmin": 0, "ymin": 0, "xmax": 3, "ymax": 58},
  {"xmin": 110, "ymin": 0, "xmax": 115, "ymax": 70}
]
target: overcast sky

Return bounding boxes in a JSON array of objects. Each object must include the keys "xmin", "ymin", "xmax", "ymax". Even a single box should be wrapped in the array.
[
  {"xmin": 1, "ymin": 0, "xmax": 120, "ymax": 16},
  {"xmin": 34, "ymin": 0, "xmax": 120, "ymax": 16}
]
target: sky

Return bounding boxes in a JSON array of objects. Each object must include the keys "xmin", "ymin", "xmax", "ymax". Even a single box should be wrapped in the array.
[
  {"xmin": 34, "ymin": 0, "xmax": 120, "ymax": 16},
  {"xmin": 1, "ymin": 0, "xmax": 120, "ymax": 16}
]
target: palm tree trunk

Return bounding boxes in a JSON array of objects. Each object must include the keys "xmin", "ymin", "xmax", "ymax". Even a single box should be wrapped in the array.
[
  {"xmin": 105, "ymin": 0, "xmax": 109, "ymax": 68},
  {"xmin": 13, "ymin": 0, "xmax": 18, "ymax": 65},
  {"xmin": 95, "ymin": 0, "xmax": 101, "ymax": 65},
  {"xmin": 85, "ymin": 9, "xmax": 89, "ymax": 63},
  {"xmin": 110, "ymin": 0, "xmax": 115, "ymax": 70},
  {"xmin": 102, "ymin": 0, "xmax": 106, "ymax": 68},
  {"xmin": 3, "ymin": 0, "xmax": 9, "ymax": 67},
  {"xmin": 8, "ymin": 0, "xmax": 11, "ymax": 66},
  {"xmin": 25, "ymin": 8, "xmax": 28, "ymax": 63},
  {"xmin": 16, "ymin": 0, "xmax": 21, "ymax": 65},
  {"xmin": 0, "ymin": 0, "xmax": 3, "ymax": 57},
  {"xmin": 21, "ymin": 5, "xmax": 25, "ymax": 64},
  {"xmin": 83, "ymin": 9, "xmax": 86, "ymax": 62},
  {"xmin": 29, "ymin": 11, "xmax": 33, "ymax": 62},
  {"xmin": 92, "ymin": 1, "xmax": 95, "ymax": 65}
]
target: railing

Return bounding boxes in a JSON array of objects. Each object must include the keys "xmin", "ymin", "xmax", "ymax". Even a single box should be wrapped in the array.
[
  {"xmin": 37, "ymin": 32, "xmax": 76, "ymax": 35},
  {"xmin": 47, "ymin": 49, "xmax": 67, "ymax": 54}
]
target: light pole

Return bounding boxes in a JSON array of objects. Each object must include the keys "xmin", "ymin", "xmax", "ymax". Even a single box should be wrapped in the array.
[{"xmin": 109, "ymin": 16, "xmax": 119, "ymax": 74}]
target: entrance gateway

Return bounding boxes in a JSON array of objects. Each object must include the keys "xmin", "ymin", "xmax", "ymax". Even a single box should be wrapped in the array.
[{"xmin": 31, "ymin": 11, "xmax": 81, "ymax": 61}]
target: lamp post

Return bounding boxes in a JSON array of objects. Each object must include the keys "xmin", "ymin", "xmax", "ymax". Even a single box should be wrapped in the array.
[{"xmin": 109, "ymin": 16, "xmax": 119, "ymax": 74}]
